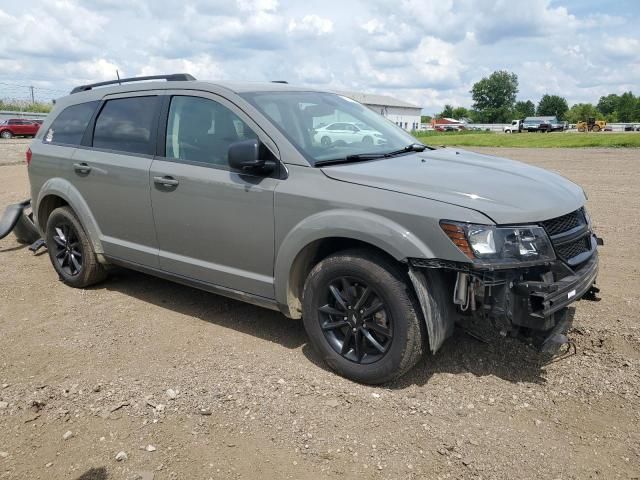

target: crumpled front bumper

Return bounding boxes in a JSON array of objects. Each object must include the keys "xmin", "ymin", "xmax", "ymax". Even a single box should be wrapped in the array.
[{"xmin": 513, "ymin": 250, "xmax": 599, "ymax": 323}]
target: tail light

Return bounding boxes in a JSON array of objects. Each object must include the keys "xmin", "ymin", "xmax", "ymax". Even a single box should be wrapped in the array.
[{"xmin": 26, "ymin": 147, "xmax": 32, "ymax": 165}]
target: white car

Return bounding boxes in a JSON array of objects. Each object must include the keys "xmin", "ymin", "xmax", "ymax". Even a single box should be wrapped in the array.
[{"xmin": 314, "ymin": 122, "xmax": 386, "ymax": 146}]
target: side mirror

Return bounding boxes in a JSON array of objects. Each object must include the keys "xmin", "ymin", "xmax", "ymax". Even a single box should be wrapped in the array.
[{"xmin": 228, "ymin": 139, "xmax": 275, "ymax": 174}]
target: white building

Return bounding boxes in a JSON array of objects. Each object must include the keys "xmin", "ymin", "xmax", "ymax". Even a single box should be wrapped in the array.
[{"xmin": 335, "ymin": 91, "xmax": 423, "ymax": 131}]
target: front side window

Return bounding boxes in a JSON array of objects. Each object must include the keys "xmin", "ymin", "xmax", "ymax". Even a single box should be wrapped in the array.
[
  {"xmin": 241, "ymin": 91, "xmax": 419, "ymax": 165},
  {"xmin": 44, "ymin": 101, "xmax": 99, "ymax": 145},
  {"xmin": 93, "ymin": 96, "xmax": 158, "ymax": 155},
  {"xmin": 165, "ymin": 96, "xmax": 258, "ymax": 166}
]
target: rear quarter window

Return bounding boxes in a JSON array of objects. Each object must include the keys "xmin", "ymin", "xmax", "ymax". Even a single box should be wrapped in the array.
[
  {"xmin": 92, "ymin": 96, "xmax": 158, "ymax": 156},
  {"xmin": 44, "ymin": 101, "xmax": 99, "ymax": 145}
]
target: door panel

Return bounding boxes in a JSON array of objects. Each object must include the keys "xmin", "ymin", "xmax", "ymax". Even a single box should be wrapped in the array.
[
  {"xmin": 150, "ymin": 160, "xmax": 277, "ymax": 297},
  {"xmin": 71, "ymin": 148, "xmax": 158, "ymax": 266},
  {"xmin": 71, "ymin": 95, "xmax": 161, "ymax": 266},
  {"xmin": 150, "ymin": 93, "xmax": 278, "ymax": 298}
]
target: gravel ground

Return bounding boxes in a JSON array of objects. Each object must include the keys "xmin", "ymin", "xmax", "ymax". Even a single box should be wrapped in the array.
[
  {"xmin": 0, "ymin": 139, "xmax": 30, "ymax": 166},
  {"xmin": 1, "ymin": 146, "xmax": 639, "ymax": 480}
]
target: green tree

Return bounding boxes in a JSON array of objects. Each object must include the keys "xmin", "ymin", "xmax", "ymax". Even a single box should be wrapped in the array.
[
  {"xmin": 565, "ymin": 103, "xmax": 599, "ymax": 124},
  {"xmin": 438, "ymin": 104, "xmax": 454, "ymax": 118},
  {"xmin": 513, "ymin": 100, "xmax": 535, "ymax": 119},
  {"xmin": 451, "ymin": 107, "xmax": 470, "ymax": 120},
  {"xmin": 536, "ymin": 94, "xmax": 569, "ymax": 120},
  {"xmin": 597, "ymin": 94, "xmax": 620, "ymax": 116},
  {"xmin": 616, "ymin": 91, "xmax": 636, "ymax": 122},
  {"xmin": 470, "ymin": 70, "xmax": 518, "ymax": 123},
  {"xmin": 420, "ymin": 115, "xmax": 432, "ymax": 124}
]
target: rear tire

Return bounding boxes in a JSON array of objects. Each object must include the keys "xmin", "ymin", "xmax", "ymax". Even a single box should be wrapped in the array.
[
  {"xmin": 45, "ymin": 206, "xmax": 107, "ymax": 288},
  {"xmin": 302, "ymin": 249, "xmax": 425, "ymax": 384}
]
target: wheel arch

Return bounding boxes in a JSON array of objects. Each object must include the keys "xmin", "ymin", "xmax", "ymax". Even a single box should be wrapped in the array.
[
  {"xmin": 35, "ymin": 179, "xmax": 104, "ymax": 254},
  {"xmin": 274, "ymin": 210, "xmax": 435, "ymax": 318}
]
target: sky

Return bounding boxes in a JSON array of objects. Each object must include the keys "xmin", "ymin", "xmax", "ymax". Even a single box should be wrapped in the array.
[{"xmin": 1, "ymin": 0, "xmax": 639, "ymax": 114}]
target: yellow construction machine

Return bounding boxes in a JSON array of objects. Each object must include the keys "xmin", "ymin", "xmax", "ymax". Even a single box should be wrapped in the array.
[{"xmin": 577, "ymin": 117, "xmax": 606, "ymax": 132}]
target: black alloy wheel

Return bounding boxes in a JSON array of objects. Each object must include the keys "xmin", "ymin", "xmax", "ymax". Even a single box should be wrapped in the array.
[
  {"xmin": 51, "ymin": 222, "xmax": 83, "ymax": 276},
  {"xmin": 303, "ymin": 249, "xmax": 428, "ymax": 384},
  {"xmin": 318, "ymin": 276, "xmax": 393, "ymax": 364},
  {"xmin": 45, "ymin": 206, "xmax": 107, "ymax": 288}
]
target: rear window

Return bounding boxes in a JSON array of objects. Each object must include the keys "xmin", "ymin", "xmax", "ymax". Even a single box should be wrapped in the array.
[
  {"xmin": 92, "ymin": 96, "xmax": 158, "ymax": 155},
  {"xmin": 45, "ymin": 101, "xmax": 99, "ymax": 145}
]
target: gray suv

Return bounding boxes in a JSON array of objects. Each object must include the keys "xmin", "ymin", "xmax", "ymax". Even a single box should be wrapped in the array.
[{"xmin": 24, "ymin": 74, "xmax": 601, "ymax": 384}]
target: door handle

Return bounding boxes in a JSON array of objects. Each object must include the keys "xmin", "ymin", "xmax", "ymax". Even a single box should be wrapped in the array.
[
  {"xmin": 153, "ymin": 176, "xmax": 179, "ymax": 188},
  {"xmin": 73, "ymin": 162, "xmax": 91, "ymax": 174}
]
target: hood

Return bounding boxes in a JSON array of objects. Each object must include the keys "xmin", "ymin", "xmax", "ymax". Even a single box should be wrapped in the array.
[{"xmin": 320, "ymin": 148, "xmax": 585, "ymax": 224}]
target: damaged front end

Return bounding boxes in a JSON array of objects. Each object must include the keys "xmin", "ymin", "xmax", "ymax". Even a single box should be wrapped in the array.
[{"xmin": 410, "ymin": 207, "xmax": 602, "ymax": 353}]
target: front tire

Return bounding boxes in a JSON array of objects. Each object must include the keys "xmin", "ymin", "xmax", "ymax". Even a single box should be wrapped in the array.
[
  {"xmin": 45, "ymin": 206, "xmax": 107, "ymax": 288},
  {"xmin": 0, "ymin": 130, "xmax": 12, "ymax": 139},
  {"xmin": 302, "ymin": 249, "xmax": 425, "ymax": 384}
]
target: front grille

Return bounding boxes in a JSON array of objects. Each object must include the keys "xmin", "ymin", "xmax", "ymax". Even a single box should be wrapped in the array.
[
  {"xmin": 555, "ymin": 237, "xmax": 591, "ymax": 261},
  {"xmin": 541, "ymin": 208, "xmax": 593, "ymax": 264},
  {"xmin": 541, "ymin": 209, "xmax": 585, "ymax": 236}
]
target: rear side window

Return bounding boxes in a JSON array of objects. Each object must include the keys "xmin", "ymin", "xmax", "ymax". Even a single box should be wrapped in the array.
[
  {"xmin": 44, "ymin": 101, "xmax": 99, "ymax": 145},
  {"xmin": 93, "ymin": 96, "xmax": 158, "ymax": 155}
]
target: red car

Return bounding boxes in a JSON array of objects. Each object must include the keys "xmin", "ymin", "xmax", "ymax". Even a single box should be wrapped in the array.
[{"xmin": 0, "ymin": 119, "xmax": 41, "ymax": 139}]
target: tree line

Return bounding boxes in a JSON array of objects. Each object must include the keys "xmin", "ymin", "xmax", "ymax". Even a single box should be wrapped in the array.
[
  {"xmin": 425, "ymin": 70, "xmax": 640, "ymax": 124},
  {"xmin": 0, "ymin": 99, "xmax": 52, "ymax": 113}
]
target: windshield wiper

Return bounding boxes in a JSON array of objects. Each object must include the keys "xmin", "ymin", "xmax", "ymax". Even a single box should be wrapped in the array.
[{"xmin": 316, "ymin": 143, "xmax": 427, "ymax": 167}]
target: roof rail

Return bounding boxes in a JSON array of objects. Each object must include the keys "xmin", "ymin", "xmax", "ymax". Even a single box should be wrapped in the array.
[
  {"xmin": 271, "ymin": 80, "xmax": 288, "ymax": 84},
  {"xmin": 70, "ymin": 73, "xmax": 197, "ymax": 94}
]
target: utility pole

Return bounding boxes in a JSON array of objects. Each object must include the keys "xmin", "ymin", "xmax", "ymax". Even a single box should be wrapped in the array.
[{"xmin": 30, "ymin": 86, "xmax": 35, "ymax": 104}]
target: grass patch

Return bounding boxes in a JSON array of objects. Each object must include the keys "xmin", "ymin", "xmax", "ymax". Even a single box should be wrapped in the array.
[{"xmin": 412, "ymin": 131, "xmax": 640, "ymax": 148}]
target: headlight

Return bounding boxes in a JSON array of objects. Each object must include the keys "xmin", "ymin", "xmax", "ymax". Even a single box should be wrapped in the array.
[{"xmin": 440, "ymin": 221, "xmax": 556, "ymax": 266}]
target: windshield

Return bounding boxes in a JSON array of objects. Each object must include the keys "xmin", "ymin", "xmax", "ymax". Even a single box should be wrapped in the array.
[{"xmin": 241, "ymin": 91, "xmax": 421, "ymax": 166}]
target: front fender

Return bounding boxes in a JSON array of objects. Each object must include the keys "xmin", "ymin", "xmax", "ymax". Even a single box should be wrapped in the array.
[
  {"xmin": 35, "ymin": 178, "xmax": 104, "ymax": 253},
  {"xmin": 274, "ymin": 209, "xmax": 435, "ymax": 309}
]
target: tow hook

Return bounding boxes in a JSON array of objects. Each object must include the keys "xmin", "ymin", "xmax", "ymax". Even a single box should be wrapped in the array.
[{"xmin": 582, "ymin": 285, "xmax": 601, "ymax": 302}]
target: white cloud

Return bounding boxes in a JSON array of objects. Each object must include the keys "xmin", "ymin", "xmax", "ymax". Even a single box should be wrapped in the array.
[
  {"xmin": 602, "ymin": 36, "xmax": 640, "ymax": 59},
  {"xmin": 0, "ymin": 0, "xmax": 637, "ymax": 112},
  {"xmin": 288, "ymin": 15, "xmax": 333, "ymax": 36}
]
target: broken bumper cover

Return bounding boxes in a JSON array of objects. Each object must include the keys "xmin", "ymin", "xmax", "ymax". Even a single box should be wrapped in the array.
[
  {"xmin": 0, "ymin": 199, "xmax": 31, "ymax": 240},
  {"xmin": 513, "ymin": 251, "xmax": 599, "ymax": 322},
  {"xmin": 0, "ymin": 199, "xmax": 41, "ymax": 245}
]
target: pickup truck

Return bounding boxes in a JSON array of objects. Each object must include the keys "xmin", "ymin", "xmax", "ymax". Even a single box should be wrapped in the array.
[{"xmin": 522, "ymin": 116, "xmax": 565, "ymax": 133}]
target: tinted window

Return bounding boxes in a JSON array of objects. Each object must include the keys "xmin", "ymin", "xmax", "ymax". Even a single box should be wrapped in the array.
[
  {"xmin": 243, "ymin": 91, "xmax": 417, "ymax": 165},
  {"xmin": 93, "ymin": 96, "xmax": 158, "ymax": 155},
  {"xmin": 165, "ymin": 96, "xmax": 257, "ymax": 166},
  {"xmin": 44, "ymin": 101, "xmax": 99, "ymax": 145}
]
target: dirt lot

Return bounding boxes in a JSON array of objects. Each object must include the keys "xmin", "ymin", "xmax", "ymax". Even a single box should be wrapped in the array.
[{"xmin": 1, "ymin": 142, "xmax": 639, "ymax": 480}]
